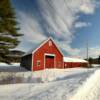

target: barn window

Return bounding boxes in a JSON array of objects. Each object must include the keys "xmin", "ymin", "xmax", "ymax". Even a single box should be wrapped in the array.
[
  {"xmin": 37, "ymin": 60, "xmax": 41, "ymax": 66},
  {"xmin": 49, "ymin": 41, "xmax": 52, "ymax": 46}
]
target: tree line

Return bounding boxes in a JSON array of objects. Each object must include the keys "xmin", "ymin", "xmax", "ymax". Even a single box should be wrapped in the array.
[{"xmin": 86, "ymin": 56, "xmax": 100, "ymax": 65}]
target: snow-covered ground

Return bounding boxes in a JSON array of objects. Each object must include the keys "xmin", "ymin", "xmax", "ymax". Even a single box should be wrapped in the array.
[
  {"xmin": 0, "ymin": 63, "xmax": 27, "ymax": 72},
  {"xmin": 91, "ymin": 64, "xmax": 100, "ymax": 68},
  {"xmin": 70, "ymin": 69, "xmax": 100, "ymax": 100},
  {"xmin": 0, "ymin": 63, "xmax": 20, "ymax": 67},
  {"xmin": 0, "ymin": 67, "xmax": 99, "ymax": 100}
]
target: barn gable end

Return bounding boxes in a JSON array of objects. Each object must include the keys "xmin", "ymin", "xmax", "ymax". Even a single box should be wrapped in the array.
[
  {"xmin": 32, "ymin": 37, "xmax": 63, "ymax": 56},
  {"xmin": 32, "ymin": 37, "xmax": 64, "ymax": 71}
]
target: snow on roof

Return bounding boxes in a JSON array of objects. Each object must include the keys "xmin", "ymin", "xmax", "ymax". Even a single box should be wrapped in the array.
[
  {"xmin": 23, "ymin": 45, "xmax": 38, "ymax": 56},
  {"xmin": 23, "ymin": 38, "xmax": 48, "ymax": 56},
  {"xmin": 63, "ymin": 57, "xmax": 88, "ymax": 63}
]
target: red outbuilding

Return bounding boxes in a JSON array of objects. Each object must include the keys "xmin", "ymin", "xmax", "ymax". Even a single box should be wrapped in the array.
[
  {"xmin": 63, "ymin": 57, "xmax": 88, "ymax": 68},
  {"xmin": 21, "ymin": 37, "xmax": 64, "ymax": 71}
]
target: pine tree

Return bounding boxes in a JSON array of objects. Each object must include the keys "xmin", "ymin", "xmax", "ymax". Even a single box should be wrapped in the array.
[
  {"xmin": 0, "ymin": 0, "xmax": 21, "ymax": 63},
  {"xmin": 88, "ymin": 57, "xmax": 93, "ymax": 67},
  {"xmin": 98, "ymin": 56, "xmax": 100, "ymax": 64}
]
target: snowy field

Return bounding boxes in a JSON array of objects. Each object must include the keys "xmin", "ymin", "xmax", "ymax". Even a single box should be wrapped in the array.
[
  {"xmin": 0, "ymin": 63, "xmax": 27, "ymax": 72},
  {"xmin": 70, "ymin": 69, "xmax": 100, "ymax": 100},
  {"xmin": 0, "ymin": 63, "xmax": 99, "ymax": 100}
]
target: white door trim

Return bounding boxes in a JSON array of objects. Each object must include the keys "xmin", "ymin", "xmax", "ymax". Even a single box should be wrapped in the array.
[{"xmin": 44, "ymin": 53, "xmax": 56, "ymax": 69}]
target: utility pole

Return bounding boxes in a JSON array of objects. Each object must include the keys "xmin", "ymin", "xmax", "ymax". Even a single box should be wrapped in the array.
[
  {"xmin": 86, "ymin": 36, "xmax": 89, "ymax": 67},
  {"xmin": 86, "ymin": 40, "xmax": 89, "ymax": 61}
]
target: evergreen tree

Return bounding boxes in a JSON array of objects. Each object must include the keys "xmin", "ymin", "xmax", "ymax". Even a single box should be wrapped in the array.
[
  {"xmin": 88, "ymin": 57, "xmax": 93, "ymax": 67},
  {"xmin": 0, "ymin": 0, "xmax": 21, "ymax": 63},
  {"xmin": 98, "ymin": 56, "xmax": 100, "ymax": 64}
]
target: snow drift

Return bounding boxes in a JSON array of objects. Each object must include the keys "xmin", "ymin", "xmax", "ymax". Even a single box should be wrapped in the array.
[
  {"xmin": 70, "ymin": 69, "xmax": 100, "ymax": 100},
  {"xmin": 0, "ymin": 68, "xmax": 90, "ymax": 84},
  {"xmin": 0, "ymin": 63, "xmax": 20, "ymax": 67},
  {"xmin": 0, "ymin": 68, "xmax": 97, "ymax": 100}
]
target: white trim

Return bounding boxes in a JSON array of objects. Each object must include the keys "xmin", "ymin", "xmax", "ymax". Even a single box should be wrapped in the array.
[
  {"xmin": 54, "ymin": 55, "xmax": 56, "ymax": 68},
  {"xmin": 32, "ymin": 37, "xmax": 63, "ymax": 56},
  {"xmin": 44, "ymin": 53, "xmax": 55, "ymax": 57},
  {"xmin": 32, "ymin": 37, "xmax": 51, "ymax": 54},
  {"xmin": 44, "ymin": 53, "xmax": 55, "ymax": 69},
  {"xmin": 50, "ymin": 37, "xmax": 63, "ymax": 56},
  {"xmin": 63, "ymin": 60, "xmax": 64, "ymax": 69},
  {"xmin": 44, "ymin": 54, "xmax": 45, "ymax": 70}
]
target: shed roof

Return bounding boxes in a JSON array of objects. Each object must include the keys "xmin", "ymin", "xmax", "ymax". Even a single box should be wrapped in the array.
[{"xmin": 63, "ymin": 57, "xmax": 88, "ymax": 63}]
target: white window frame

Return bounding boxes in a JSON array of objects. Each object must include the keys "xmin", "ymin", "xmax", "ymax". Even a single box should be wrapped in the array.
[
  {"xmin": 49, "ymin": 40, "xmax": 52, "ymax": 46},
  {"xmin": 37, "ymin": 60, "xmax": 41, "ymax": 67}
]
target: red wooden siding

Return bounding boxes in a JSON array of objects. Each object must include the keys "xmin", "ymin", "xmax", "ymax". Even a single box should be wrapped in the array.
[
  {"xmin": 64, "ymin": 62, "xmax": 88, "ymax": 68},
  {"xmin": 32, "ymin": 39, "xmax": 63, "ymax": 71}
]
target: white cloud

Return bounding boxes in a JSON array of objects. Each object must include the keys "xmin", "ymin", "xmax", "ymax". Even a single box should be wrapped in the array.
[
  {"xmin": 15, "ymin": 0, "xmax": 99, "ymax": 57},
  {"xmin": 65, "ymin": 47, "xmax": 100, "ymax": 59},
  {"xmin": 55, "ymin": 40, "xmax": 81, "ymax": 57},
  {"xmin": 79, "ymin": 47, "xmax": 100, "ymax": 58},
  {"xmin": 17, "ymin": 11, "xmax": 47, "ymax": 43},
  {"xmin": 80, "ymin": 1, "xmax": 96, "ymax": 14},
  {"xmin": 75, "ymin": 22, "xmax": 91, "ymax": 28}
]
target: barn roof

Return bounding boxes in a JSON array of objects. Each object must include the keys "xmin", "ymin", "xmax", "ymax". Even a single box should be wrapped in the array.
[
  {"xmin": 23, "ymin": 39, "xmax": 47, "ymax": 56},
  {"xmin": 23, "ymin": 37, "xmax": 63, "ymax": 57},
  {"xmin": 63, "ymin": 57, "xmax": 88, "ymax": 63}
]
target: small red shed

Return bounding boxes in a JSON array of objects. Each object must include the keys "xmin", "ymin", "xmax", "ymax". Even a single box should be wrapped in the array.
[
  {"xmin": 64, "ymin": 57, "xmax": 88, "ymax": 68},
  {"xmin": 21, "ymin": 37, "xmax": 63, "ymax": 71}
]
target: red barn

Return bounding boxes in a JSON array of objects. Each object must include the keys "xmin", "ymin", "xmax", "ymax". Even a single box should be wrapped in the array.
[
  {"xmin": 64, "ymin": 57, "xmax": 88, "ymax": 68},
  {"xmin": 21, "ymin": 37, "xmax": 63, "ymax": 71}
]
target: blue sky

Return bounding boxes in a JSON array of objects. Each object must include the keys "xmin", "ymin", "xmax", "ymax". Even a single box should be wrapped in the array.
[
  {"xmin": 11, "ymin": 0, "xmax": 100, "ymax": 58},
  {"xmin": 72, "ymin": 7, "xmax": 100, "ymax": 48}
]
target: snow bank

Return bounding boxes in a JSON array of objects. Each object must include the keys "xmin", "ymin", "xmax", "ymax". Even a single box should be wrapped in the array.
[
  {"xmin": 0, "ymin": 63, "xmax": 27, "ymax": 72},
  {"xmin": 0, "ymin": 68, "xmax": 95, "ymax": 84},
  {"xmin": 70, "ymin": 69, "xmax": 100, "ymax": 100},
  {"xmin": 0, "ymin": 63, "xmax": 20, "ymax": 67},
  {"xmin": 0, "ymin": 68, "xmax": 97, "ymax": 100},
  {"xmin": 91, "ymin": 64, "xmax": 100, "ymax": 68},
  {"xmin": 30, "ymin": 68, "xmax": 92, "ymax": 82}
]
